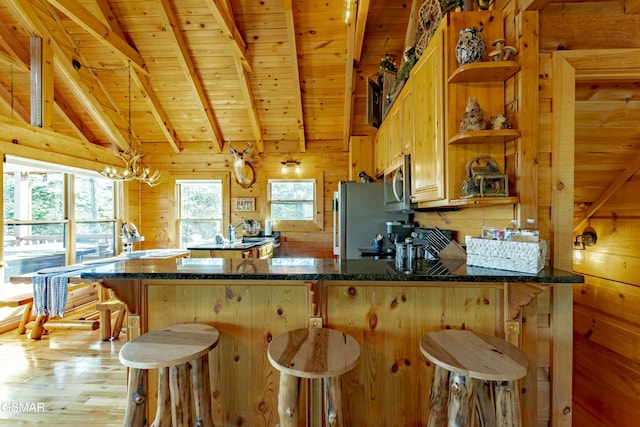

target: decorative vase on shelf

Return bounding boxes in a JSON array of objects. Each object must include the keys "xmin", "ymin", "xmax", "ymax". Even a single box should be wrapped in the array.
[{"xmin": 455, "ymin": 27, "xmax": 486, "ymax": 66}]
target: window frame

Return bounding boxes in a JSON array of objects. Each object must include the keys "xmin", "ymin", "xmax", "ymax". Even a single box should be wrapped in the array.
[
  {"xmin": 169, "ymin": 172, "xmax": 231, "ymax": 248},
  {"xmin": 2, "ymin": 156, "xmax": 120, "ymax": 279},
  {"xmin": 267, "ymin": 172, "xmax": 323, "ymax": 232}
]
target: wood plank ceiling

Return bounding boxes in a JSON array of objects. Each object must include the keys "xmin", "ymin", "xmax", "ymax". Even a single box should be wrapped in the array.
[{"xmin": 0, "ymin": 0, "xmax": 411, "ymax": 155}]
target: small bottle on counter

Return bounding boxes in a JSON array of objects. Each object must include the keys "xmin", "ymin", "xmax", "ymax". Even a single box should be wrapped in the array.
[
  {"xmin": 504, "ymin": 219, "xmax": 520, "ymax": 241},
  {"xmin": 520, "ymin": 218, "xmax": 539, "ymax": 242}
]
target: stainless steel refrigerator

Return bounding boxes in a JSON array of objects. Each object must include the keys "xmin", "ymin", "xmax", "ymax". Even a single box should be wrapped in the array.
[{"xmin": 333, "ymin": 181, "xmax": 409, "ymax": 258}]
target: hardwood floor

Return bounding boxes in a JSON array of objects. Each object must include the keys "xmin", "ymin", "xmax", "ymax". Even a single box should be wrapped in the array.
[{"xmin": 0, "ymin": 327, "xmax": 126, "ymax": 426}]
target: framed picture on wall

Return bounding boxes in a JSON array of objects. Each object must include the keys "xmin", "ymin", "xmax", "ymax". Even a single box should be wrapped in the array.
[{"xmin": 234, "ymin": 197, "xmax": 255, "ymax": 212}]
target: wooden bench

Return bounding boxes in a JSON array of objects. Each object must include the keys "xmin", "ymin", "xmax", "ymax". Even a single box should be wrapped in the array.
[
  {"xmin": 2, "ymin": 277, "xmax": 120, "ymax": 340},
  {"xmin": 0, "ymin": 283, "xmax": 37, "ymax": 334}
]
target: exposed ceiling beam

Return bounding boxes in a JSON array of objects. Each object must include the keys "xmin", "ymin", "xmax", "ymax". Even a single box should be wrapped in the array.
[
  {"xmin": 0, "ymin": 19, "xmax": 30, "ymax": 68},
  {"xmin": 219, "ymin": 0, "xmax": 263, "ymax": 152},
  {"xmin": 206, "ymin": 0, "xmax": 252, "ymax": 73},
  {"xmin": 573, "ymin": 152, "xmax": 640, "ymax": 232},
  {"xmin": 342, "ymin": 16, "xmax": 356, "ymax": 152},
  {"xmin": 54, "ymin": 88, "xmax": 99, "ymax": 144},
  {"xmin": 404, "ymin": 0, "xmax": 421, "ymax": 52},
  {"xmin": 0, "ymin": 16, "xmax": 95, "ymax": 144},
  {"xmin": 91, "ymin": 0, "xmax": 122, "ymax": 30},
  {"xmin": 45, "ymin": 0, "xmax": 148, "ymax": 75},
  {"xmin": 283, "ymin": 0, "xmax": 306, "ymax": 152},
  {"xmin": 0, "ymin": 50, "xmax": 28, "ymax": 72},
  {"xmin": 156, "ymin": 0, "xmax": 224, "ymax": 151},
  {"xmin": 353, "ymin": 0, "xmax": 370, "ymax": 63},
  {"xmin": 521, "ymin": 0, "xmax": 553, "ymax": 11},
  {"xmin": 7, "ymin": 0, "xmax": 131, "ymax": 151},
  {"xmin": 85, "ymin": 0, "xmax": 182, "ymax": 153}
]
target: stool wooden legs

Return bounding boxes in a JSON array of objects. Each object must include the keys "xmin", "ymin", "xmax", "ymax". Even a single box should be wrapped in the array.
[
  {"xmin": 495, "ymin": 381, "xmax": 521, "ymax": 427},
  {"xmin": 323, "ymin": 376, "xmax": 343, "ymax": 427},
  {"xmin": 277, "ymin": 373, "xmax": 300, "ymax": 427},
  {"xmin": 191, "ymin": 353, "xmax": 214, "ymax": 427},
  {"xmin": 123, "ymin": 368, "xmax": 148, "ymax": 427},
  {"xmin": 123, "ymin": 356, "xmax": 214, "ymax": 427},
  {"xmin": 276, "ymin": 373, "xmax": 346, "ymax": 427},
  {"xmin": 151, "ymin": 367, "xmax": 171, "ymax": 427},
  {"xmin": 427, "ymin": 372, "xmax": 522, "ymax": 427}
]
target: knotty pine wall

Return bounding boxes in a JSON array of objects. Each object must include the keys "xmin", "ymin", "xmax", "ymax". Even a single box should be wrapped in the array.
[
  {"xmin": 131, "ymin": 140, "xmax": 349, "ymax": 258},
  {"xmin": 537, "ymin": 2, "xmax": 640, "ymax": 425}
]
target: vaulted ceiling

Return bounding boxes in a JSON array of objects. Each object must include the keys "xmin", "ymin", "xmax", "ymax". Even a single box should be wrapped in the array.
[{"xmin": 0, "ymin": 0, "xmax": 411, "ymax": 155}]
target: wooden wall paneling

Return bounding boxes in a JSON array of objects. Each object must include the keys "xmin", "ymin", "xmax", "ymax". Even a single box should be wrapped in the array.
[
  {"xmin": 573, "ymin": 330, "xmax": 640, "ymax": 426},
  {"xmin": 348, "ymin": 135, "xmax": 374, "ymax": 181},
  {"xmin": 540, "ymin": 1, "xmax": 640, "ymax": 51},
  {"xmin": 145, "ymin": 282, "xmax": 309, "ymax": 426},
  {"xmin": 136, "ymin": 147, "xmax": 348, "ymax": 255},
  {"xmin": 520, "ymin": 292, "xmax": 540, "ymax": 427},
  {"xmin": 573, "ymin": 302, "xmax": 640, "ymax": 364},
  {"xmin": 414, "ymin": 204, "xmax": 517, "ymax": 243},
  {"xmin": 324, "ymin": 283, "xmax": 499, "ymax": 426}
]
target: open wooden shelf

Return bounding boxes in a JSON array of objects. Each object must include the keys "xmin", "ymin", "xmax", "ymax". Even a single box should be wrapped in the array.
[
  {"xmin": 448, "ymin": 196, "xmax": 520, "ymax": 207},
  {"xmin": 448, "ymin": 129, "xmax": 521, "ymax": 144},
  {"xmin": 448, "ymin": 61, "xmax": 520, "ymax": 84}
]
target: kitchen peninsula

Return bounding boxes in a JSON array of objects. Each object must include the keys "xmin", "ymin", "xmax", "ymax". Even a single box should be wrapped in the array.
[{"xmin": 81, "ymin": 258, "xmax": 582, "ymax": 426}]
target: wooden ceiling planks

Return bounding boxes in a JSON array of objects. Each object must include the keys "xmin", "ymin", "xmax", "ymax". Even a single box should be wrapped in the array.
[{"xmin": 0, "ymin": 0, "xmax": 420, "ymax": 156}]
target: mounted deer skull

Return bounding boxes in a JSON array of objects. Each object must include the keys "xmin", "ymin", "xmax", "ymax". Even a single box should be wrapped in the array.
[{"xmin": 229, "ymin": 141, "xmax": 256, "ymax": 188}]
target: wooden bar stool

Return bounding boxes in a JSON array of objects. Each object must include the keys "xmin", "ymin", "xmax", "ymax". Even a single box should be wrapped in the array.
[
  {"xmin": 119, "ymin": 323, "xmax": 220, "ymax": 427},
  {"xmin": 268, "ymin": 327, "xmax": 360, "ymax": 427},
  {"xmin": 420, "ymin": 329, "xmax": 529, "ymax": 427}
]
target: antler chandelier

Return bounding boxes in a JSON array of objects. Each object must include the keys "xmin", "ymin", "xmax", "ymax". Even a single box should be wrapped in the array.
[
  {"xmin": 97, "ymin": 60, "xmax": 161, "ymax": 186},
  {"xmin": 101, "ymin": 150, "xmax": 161, "ymax": 186}
]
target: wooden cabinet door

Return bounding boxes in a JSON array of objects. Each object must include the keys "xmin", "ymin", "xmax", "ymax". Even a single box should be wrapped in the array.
[
  {"xmin": 387, "ymin": 103, "xmax": 402, "ymax": 169},
  {"xmin": 401, "ymin": 83, "xmax": 414, "ymax": 156},
  {"xmin": 412, "ymin": 29, "xmax": 445, "ymax": 203},
  {"xmin": 374, "ymin": 122, "xmax": 387, "ymax": 176}
]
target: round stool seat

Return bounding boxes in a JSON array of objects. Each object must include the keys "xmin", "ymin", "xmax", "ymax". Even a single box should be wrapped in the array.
[
  {"xmin": 268, "ymin": 327, "xmax": 360, "ymax": 379},
  {"xmin": 120, "ymin": 323, "xmax": 220, "ymax": 369},
  {"xmin": 420, "ymin": 329, "xmax": 528, "ymax": 381}
]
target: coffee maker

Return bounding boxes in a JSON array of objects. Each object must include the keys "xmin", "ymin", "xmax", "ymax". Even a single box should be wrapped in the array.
[{"xmin": 386, "ymin": 221, "xmax": 413, "ymax": 248}]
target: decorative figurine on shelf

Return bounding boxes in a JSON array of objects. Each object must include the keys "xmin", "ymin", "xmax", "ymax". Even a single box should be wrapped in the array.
[
  {"xmin": 455, "ymin": 27, "xmax": 486, "ymax": 66},
  {"xmin": 490, "ymin": 114, "xmax": 512, "ymax": 130},
  {"xmin": 459, "ymin": 97, "xmax": 487, "ymax": 132},
  {"xmin": 359, "ymin": 170, "xmax": 374, "ymax": 183},
  {"xmin": 460, "ymin": 155, "xmax": 509, "ymax": 198},
  {"xmin": 397, "ymin": 46, "xmax": 417, "ymax": 81},
  {"xmin": 377, "ymin": 53, "xmax": 397, "ymax": 87},
  {"xmin": 489, "ymin": 38, "xmax": 519, "ymax": 62}
]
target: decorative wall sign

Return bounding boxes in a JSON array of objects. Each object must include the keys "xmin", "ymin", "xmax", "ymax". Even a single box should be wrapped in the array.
[{"xmin": 235, "ymin": 197, "xmax": 255, "ymax": 211}]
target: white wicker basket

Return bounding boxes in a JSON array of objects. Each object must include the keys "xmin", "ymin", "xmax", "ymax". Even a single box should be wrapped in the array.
[{"xmin": 466, "ymin": 238, "xmax": 547, "ymax": 274}]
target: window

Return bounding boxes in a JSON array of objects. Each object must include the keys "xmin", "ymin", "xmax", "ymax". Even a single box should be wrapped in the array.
[
  {"xmin": 73, "ymin": 175, "xmax": 117, "ymax": 262},
  {"xmin": 177, "ymin": 180, "xmax": 223, "ymax": 248},
  {"xmin": 268, "ymin": 176, "xmax": 323, "ymax": 231},
  {"xmin": 2, "ymin": 157, "xmax": 118, "ymax": 282},
  {"xmin": 269, "ymin": 179, "xmax": 315, "ymax": 221}
]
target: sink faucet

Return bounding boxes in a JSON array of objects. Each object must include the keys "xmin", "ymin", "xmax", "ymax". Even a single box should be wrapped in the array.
[{"xmin": 227, "ymin": 223, "xmax": 244, "ymax": 242}]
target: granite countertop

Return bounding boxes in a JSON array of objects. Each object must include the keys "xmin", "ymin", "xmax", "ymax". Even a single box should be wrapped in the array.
[
  {"xmin": 187, "ymin": 236, "xmax": 275, "ymax": 251},
  {"xmin": 79, "ymin": 257, "xmax": 583, "ymax": 284}
]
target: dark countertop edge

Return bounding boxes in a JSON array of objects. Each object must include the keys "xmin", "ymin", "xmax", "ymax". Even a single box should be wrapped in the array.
[{"xmin": 80, "ymin": 271, "xmax": 583, "ymax": 283}]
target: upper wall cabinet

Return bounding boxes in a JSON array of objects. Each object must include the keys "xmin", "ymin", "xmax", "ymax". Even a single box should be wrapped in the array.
[
  {"xmin": 411, "ymin": 28, "xmax": 445, "ymax": 203},
  {"xmin": 375, "ymin": 11, "xmax": 520, "ymax": 209}
]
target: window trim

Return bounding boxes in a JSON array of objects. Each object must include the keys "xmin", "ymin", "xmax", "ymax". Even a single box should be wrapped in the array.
[
  {"xmin": 169, "ymin": 172, "xmax": 231, "ymax": 247},
  {"xmin": 2, "ymin": 157, "xmax": 119, "ymax": 272},
  {"xmin": 267, "ymin": 172, "xmax": 323, "ymax": 232}
]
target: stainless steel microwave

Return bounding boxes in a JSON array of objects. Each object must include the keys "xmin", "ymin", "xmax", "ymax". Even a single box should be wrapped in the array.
[{"xmin": 383, "ymin": 154, "xmax": 415, "ymax": 213}]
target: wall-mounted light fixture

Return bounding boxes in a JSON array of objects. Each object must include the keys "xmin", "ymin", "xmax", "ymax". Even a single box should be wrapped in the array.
[
  {"xmin": 281, "ymin": 159, "xmax": 301, "ymax": 174},
  {"xmin": 573, "ymin": 229, "xmax": 597, "ymax": 265}
]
